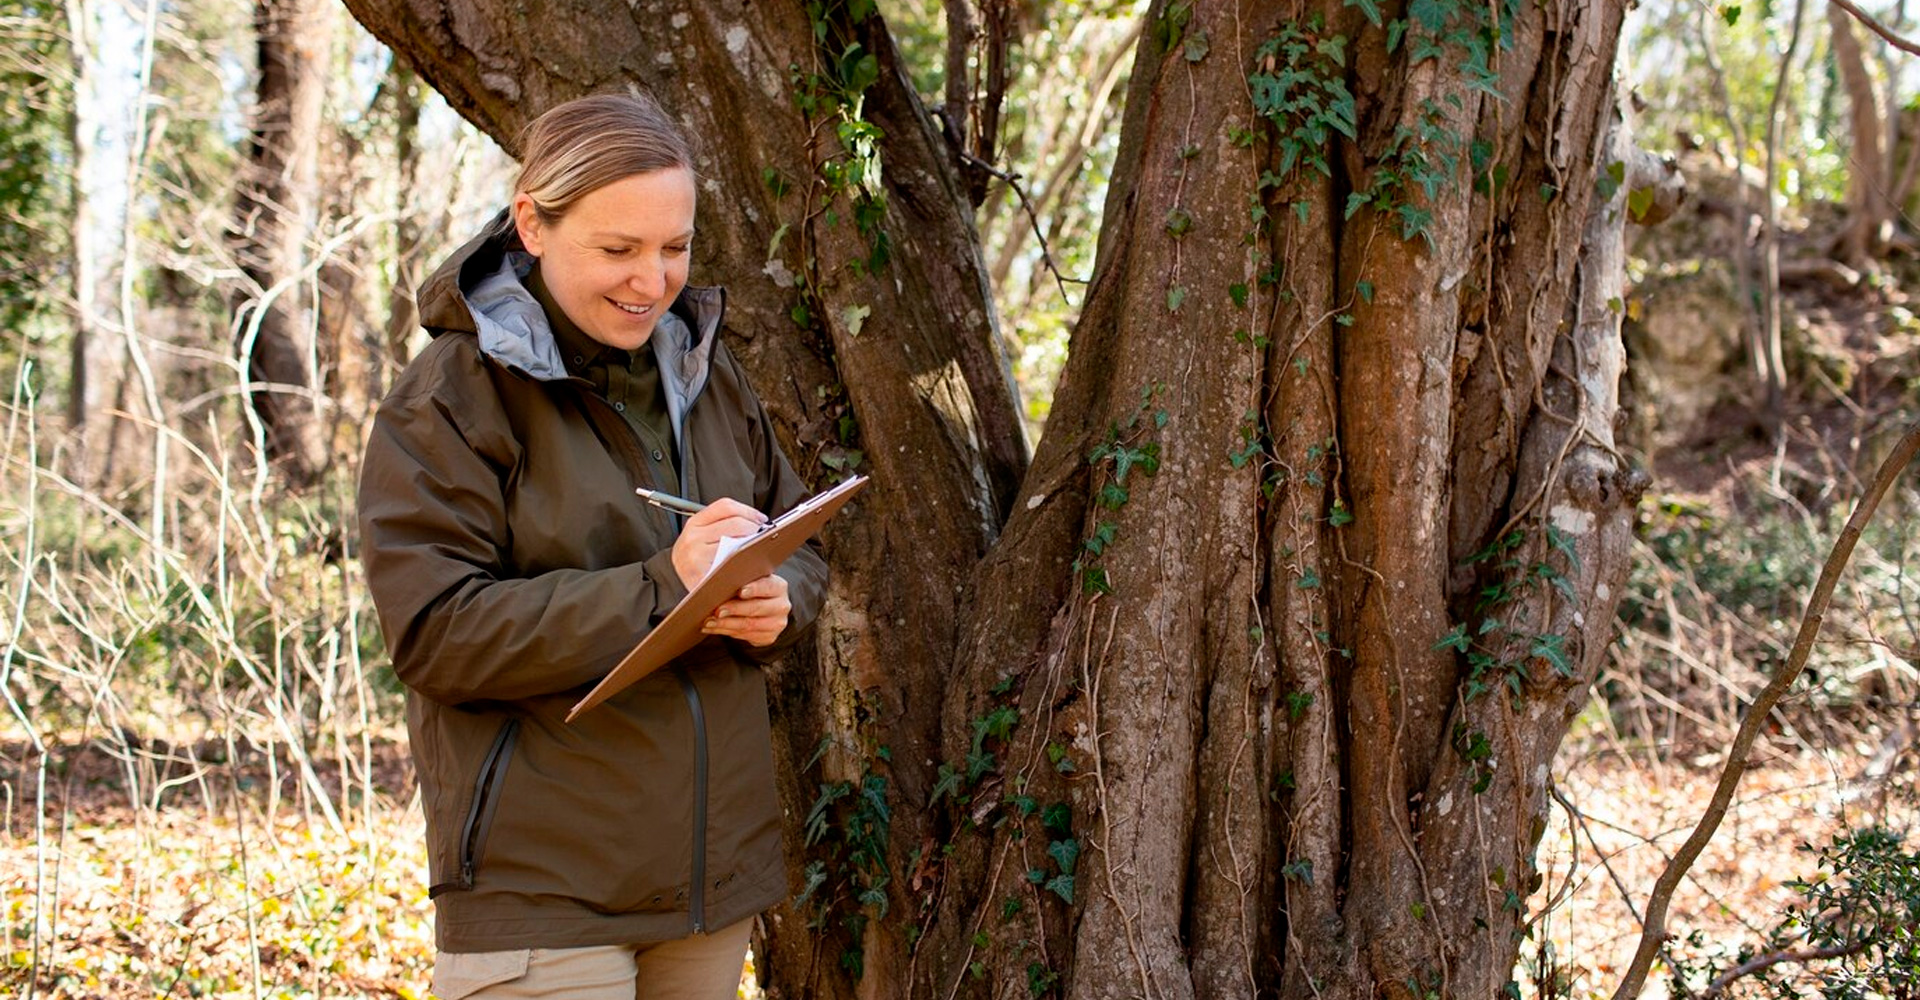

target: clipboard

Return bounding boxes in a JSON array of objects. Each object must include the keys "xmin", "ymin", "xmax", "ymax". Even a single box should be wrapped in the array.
[{"xmin": 566, "ymin": 474, "xmax": 868, "ymax": 721}]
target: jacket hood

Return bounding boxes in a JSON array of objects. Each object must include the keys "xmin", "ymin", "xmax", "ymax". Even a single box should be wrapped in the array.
[{"xmin": 415, "ymin": 210, "xmax": 724, "ymax": 421}]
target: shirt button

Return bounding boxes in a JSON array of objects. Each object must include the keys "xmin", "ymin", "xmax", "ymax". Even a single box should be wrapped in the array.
[
  {"xmin": 651, "ymin": 449, "xmax": 665, "ymax": 461},
  {"xmin": 614, "ymin": 402, "xmax": 626, "ymax": 412},
  {"xmin": 572, "ymin": 355, "xmax": 585, "ymax": 365}
]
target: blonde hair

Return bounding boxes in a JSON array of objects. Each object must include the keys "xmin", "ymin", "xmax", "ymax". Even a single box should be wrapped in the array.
[{"xmin": 514, "ymin": 92, "xmax": 694, "ymax": 224}]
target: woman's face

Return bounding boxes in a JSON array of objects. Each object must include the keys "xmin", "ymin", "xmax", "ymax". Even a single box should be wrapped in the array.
[{"xmin": 513, "ymin": 166, "xmax": 697, "ymax": 352}]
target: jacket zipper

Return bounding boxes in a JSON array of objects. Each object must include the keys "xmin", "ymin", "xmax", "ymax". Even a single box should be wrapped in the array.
[
  {"xmin": 674, "ymin": 668, "xmax": 710, "ymax": 933},
  {"xmin": 572, "ymin": 347, "xmax": 715, "ymax": 930},
  {"xmin": 430, "ymin": 717, "xmax": 520, "ymax": 897}
]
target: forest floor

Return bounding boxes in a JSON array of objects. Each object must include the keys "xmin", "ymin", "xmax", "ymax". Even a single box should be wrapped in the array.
[{"xmin": 2, "ymin": 726, "xmax": 1913, "ymax": 999}]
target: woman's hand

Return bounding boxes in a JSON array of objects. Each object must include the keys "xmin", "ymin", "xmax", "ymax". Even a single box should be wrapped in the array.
[
  {"xmin": 670, "ymin": 498, "xmax": 766, "ymax": 588},
  {"xmin": 702, "ymin": 573, "xmax": 790, "ymax": 646}
]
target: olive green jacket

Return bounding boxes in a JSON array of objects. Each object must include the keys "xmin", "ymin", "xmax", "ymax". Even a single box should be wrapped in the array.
[{"xmin": 358, "ymin": 217, "xmax": 827, "ymax": 951}]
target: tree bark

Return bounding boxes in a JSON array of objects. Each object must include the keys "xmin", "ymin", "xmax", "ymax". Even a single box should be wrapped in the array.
[
  {"xmin": 343, "ymin": 1, "xmax": 1643, "ymax": 997},
  {"xmin": 232, "ymin": 0, "xmax": 333, "ymax": 485},
  {"xmin": 61, "ymin": 0, "xmax": 127, "ymax": 488},
  {"xmin": 382, "ymin": 57, "xmax": 425, "ymax": 378},
  {"xmin": 1829, "ymin": 0, "xmax": 1887, "ymax": 264}
]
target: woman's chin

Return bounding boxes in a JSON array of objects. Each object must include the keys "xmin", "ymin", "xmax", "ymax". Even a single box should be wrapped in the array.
[{"xmin": 588, "ymin": 319, "xmax": 656, "ymax": 351}]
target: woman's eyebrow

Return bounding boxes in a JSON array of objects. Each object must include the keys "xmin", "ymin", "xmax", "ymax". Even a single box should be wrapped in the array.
[{"xmin": 585, "ymin": 228, "xmax": 697, "ymax": 243}]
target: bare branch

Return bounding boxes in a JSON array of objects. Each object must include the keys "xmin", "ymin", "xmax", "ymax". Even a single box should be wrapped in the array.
[
  {"xmin": 1698, "ymin": 940, "xmax": 1874, "ymax": 1000},
  {"xmin": 1829, "ymin": 0, "xmax": 1920, "ymax": 57},
  {"xmin": 942, "ymin": 0, "xmax": 973, "ymax": 131},
  {"xmin": 955, "ymin": 149, "xmax": 1088, "ymax": 302},
  {"xmin": 1608, "ymin": 421, "xmax": 1920, "ymax": 1000}
]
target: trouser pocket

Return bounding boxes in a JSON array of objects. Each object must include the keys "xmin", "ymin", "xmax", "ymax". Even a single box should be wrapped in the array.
[{"xmin": 430, "ymin": 948, "xmax": 531, "ymax": 999}]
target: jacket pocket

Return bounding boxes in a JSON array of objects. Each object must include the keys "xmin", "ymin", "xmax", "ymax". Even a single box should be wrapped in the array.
[{"xmin": 430, "ymin": 717, "xmax": 520, "ymax": 897}]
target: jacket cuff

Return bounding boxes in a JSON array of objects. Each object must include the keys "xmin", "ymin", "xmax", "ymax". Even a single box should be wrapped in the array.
[{"xmin": 643, "ymin": 548, "xmax": 690, "ymax": 621}]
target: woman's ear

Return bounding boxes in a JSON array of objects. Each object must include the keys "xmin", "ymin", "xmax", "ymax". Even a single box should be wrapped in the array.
[{"xmin": 511, "ymin": 193, "xmax": 545, "ymax": 257}]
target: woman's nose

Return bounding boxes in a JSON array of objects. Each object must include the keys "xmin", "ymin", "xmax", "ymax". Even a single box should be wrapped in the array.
[{"xmin": 627, "ymin": 256, "xmax": 666, "ymax": 298}]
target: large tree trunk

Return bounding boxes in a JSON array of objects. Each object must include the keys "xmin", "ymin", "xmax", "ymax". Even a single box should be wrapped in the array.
[
  {"xmin": 344, "ymin": 1, "xmax": 1641, "ymax": 997},
  {"xmin": 232, "ymin": 0, "xmax": 333, "ymax": 484}
]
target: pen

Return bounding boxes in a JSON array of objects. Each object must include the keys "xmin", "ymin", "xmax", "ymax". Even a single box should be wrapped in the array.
[{"xmin": 634, "ymin": 486, "xmax": 707, "ymax": 515}]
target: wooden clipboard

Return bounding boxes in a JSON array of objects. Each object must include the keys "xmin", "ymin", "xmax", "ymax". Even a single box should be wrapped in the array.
[{"xmin": 566, "ymin": 475, "xmax": 867, "ymax": 721}]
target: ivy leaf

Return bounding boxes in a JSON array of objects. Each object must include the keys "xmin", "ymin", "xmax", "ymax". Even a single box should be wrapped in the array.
[
  {"xmin": 1229, "ymin": 283, "xmax": 1249, "ymax": 307},
  {"xmin": 1328, "ymin": 500, "xmax": 1354, "ymax": 526},
  {"xmin": 841, "ymin": 45, "xmax": 880, "ymax": 95},
  {"xmin": 930, "ymin": 763, "xmax": 963, "ymax": 806},
  {"xmin": 841, "ymin": 303, "xmax": 871, "ymax": 336},
  {"xmin": 1155, "ymin": 1, "xmax": 1192, "ymax": 54},
  {"xmin": 1387, "ymin": 18, "xmax": 1408, "ymax": 53},
  {"xmin": 1316, "ymin": 35, "xmax": 1348, "ymax": 68},
  {"xmin": 1596, "ymin": 159, "xmax": 1626, "ymax": 200},
  {"xmin": 1546, "ymin": 523, "xmax": 1583, "ymax": 571},
  {"xmin": 1355, "ymin": 280, "xmax": 1374, "ymax": 304},
  {"xmin": 1433, "ymin": 623, "xmax": 1470, "ymax": 653},
  {"xmin": 795, "ymin": 859, "xmax": 828, "ymax": 909},
  {"xmin": 1167, "ymin": 286, "xmax": 1188, "ymax": 312},
  {"xmin": 1720, "ymin": 3, "xmax": 1741, "ymax": 26},
  {"xmin": 1184, "ymin": 30, "xmax": 1211, "ymax": 63},
  {"xmin": 1531, "ymin": 633, "xmax": 1572, "ymax": 677},
  {"xmin": 1627, "ymin": 185, "xmax": 1656, "ymax": 221},
  {"xmin": 1044, "ymin": 873, "xmax": 1075, "ymax": 904},
  {"xmin": 1409, "ymin": 0, "xmax": 1448, "ymax": 31},
  {"xmin": 1048, "ymin": 838, "xmax": 1080, "ymax": 875},
  {"xmin": 1345, "ymin": 0, "xmax": 1383, "ymax": 26},
  {"xmin": 1041, "ymin": 802, "xmax": 1072, "ymax": 836}
]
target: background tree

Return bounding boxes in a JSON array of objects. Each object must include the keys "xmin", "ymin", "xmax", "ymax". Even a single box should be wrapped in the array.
[
  {"xmin": 336, "ymin": 0, "xmax": 1658, "ymax": 997},
  {"xmin": 0, "ymin": 1, "xmax": 74, "ymax": 409},
  {"xmin": 231, "ymin": 0, "xmax": 335, "ymax": 484},
  {"xmin": 1827, "ymin": 0, "xmax": 1889, "ymax": 265}
]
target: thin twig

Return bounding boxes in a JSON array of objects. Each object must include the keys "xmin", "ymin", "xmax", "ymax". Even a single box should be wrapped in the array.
[
  {"xmin": 1698, "ymin": 940, "xmax": 1873, "ymax": 1000},
  {"xmin": 1609, "ymin": 421, "xmax": 1920, "ymax": 1000},
  {"xmin": 954, "ymin": 149, "xmax": 1088, "ymax": 303},
  {"xmin": 1827, "ymin": 0, "xmax": 1920, "ymax": 56}
]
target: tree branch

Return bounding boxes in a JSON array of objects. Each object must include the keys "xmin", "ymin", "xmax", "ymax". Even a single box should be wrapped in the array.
[
  {"xmin": 1828, "ymin": 0, "xmax": 1920, "ymax": 57},
  {"xmin": 942, "ymin": 0, "xmax": 973, "ymax": 133},
  {"xmin": 1608, "ymin": 421, "xmax": 1920, "ymax": 1000},
  {"xmin": 955, "ymin": 149, "xmax": 1087, "ymax": 302},
  {"xmin": 1698, "ymin": 940, "xmax": 1874, "ymax": 1000}
]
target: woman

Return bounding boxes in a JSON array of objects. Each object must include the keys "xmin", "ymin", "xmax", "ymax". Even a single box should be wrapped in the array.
[{"xmin": 358, "ymin": 92, "xmax": 828, "ymax": 999}]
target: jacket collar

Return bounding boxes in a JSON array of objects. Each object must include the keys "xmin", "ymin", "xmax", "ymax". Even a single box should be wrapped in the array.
[{"xmin": 416, "ymin": 209, "xmax": 724, "ymax": 422}]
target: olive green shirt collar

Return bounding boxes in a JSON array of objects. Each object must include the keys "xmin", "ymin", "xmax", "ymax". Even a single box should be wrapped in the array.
[{"xmin": 524, "ymin": 263, "xmax": 629, "ymax": 375}]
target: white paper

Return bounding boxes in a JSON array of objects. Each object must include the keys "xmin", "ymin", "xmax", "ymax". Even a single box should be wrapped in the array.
[{"xmin": 711, "ymin": 532, "xmax": 753, "ymax": 568}]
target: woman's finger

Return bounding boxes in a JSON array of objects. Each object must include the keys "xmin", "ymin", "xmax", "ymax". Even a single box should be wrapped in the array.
[{"xmin": 686, "ymin": 498, "xmax": 766, "ymax": 528}]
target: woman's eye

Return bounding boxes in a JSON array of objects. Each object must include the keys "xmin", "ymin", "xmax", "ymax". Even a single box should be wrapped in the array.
[
  {"xmin": 666, "ymin": 245, "xmax": 690, "ymax": 256},
  {"xmin": 601, "ymin": 247, "xmax": 632, "ymax": 257}
]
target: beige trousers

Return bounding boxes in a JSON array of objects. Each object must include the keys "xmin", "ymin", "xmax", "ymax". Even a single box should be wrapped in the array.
[{"xmin": 431, "ymin": 917, "xmax": 754, "ymax": 1000}]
